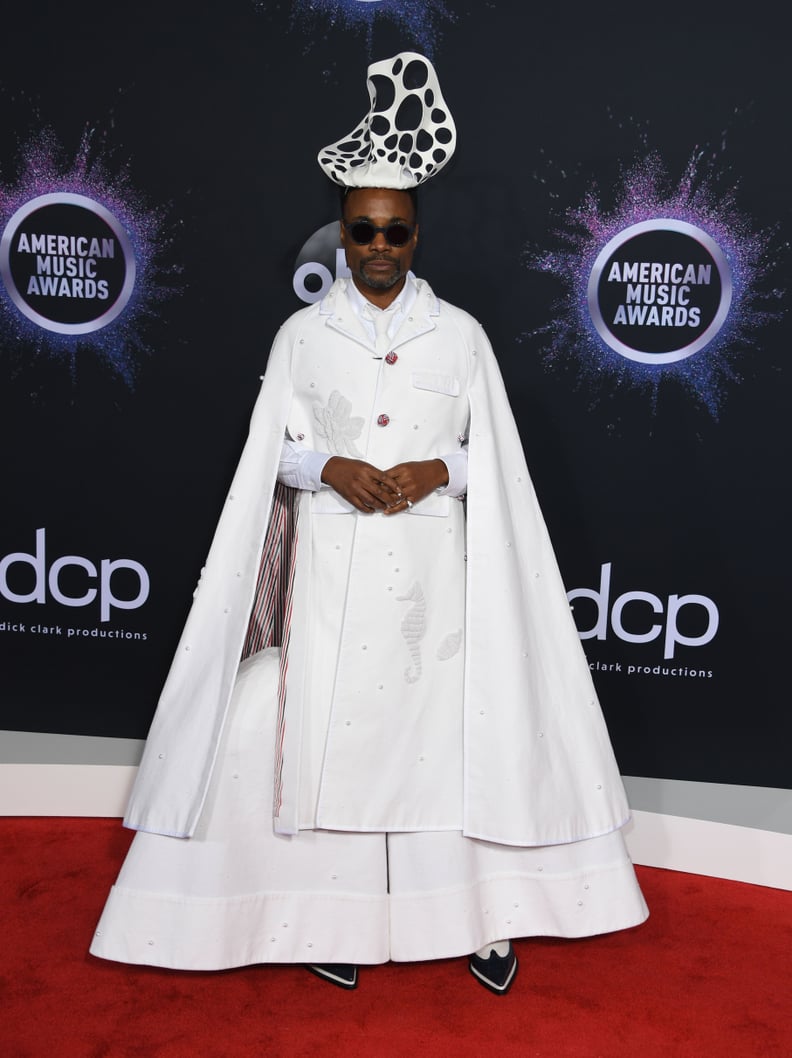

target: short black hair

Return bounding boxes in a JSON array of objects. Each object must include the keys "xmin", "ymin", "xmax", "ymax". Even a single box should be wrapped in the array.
[{"xmin": 338, "ymin": 185, "xmax": 419, "ymax": 221}]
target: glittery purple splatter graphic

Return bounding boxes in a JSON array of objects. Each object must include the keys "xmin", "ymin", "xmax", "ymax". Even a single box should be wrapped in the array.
[
  {"xmin": 524, "ymin": 150, "xmax": 784, "ymax": 417},
  {"xmin": 281, "ymin": 0, "xmax": 454, "ymax": 57},
  {"xmin": 0, "ymin": 128, "xmax": 179, "ymax": 388}
]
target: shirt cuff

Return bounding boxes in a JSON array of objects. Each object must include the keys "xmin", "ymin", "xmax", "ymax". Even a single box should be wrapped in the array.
[
  {"xmin": 278, "ymin": 440, "xmax": 332, "ymax": 491},
  {"xmin": 438, "ymin": 449, "xmax": 468, "ymax": 498}
]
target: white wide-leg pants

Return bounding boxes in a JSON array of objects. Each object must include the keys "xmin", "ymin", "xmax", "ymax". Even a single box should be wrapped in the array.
[{"xmin": 90, "ymin": 649, "xmax": 648, "ymax": 970}]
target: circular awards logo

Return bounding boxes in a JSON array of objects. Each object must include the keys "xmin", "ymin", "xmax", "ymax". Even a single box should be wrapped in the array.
[
  {"xmin": 0, "ymin": 192, "xmax": 136, "ymax": 335},
  {"xmin": 587, "ymin": 219, "xmax": 732, "ymax": 365},
  {"xmin": 526, "ymin": 151, "xmax": 780, "ymax": 417}
]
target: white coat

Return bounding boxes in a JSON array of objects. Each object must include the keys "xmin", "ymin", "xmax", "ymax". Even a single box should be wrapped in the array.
[{"xmin": 125, "ymin": 278, "xmax": 631, "ymax": 847}]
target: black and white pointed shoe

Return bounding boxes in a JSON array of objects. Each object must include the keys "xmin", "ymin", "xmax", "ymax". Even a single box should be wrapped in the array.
[
  {"xmin": 469, "ymin": 943, "xmax": 518, "ymax": 995},
  {"xmin": 305, "ymin": 963, "xmax": 359, "ymax": 990}
]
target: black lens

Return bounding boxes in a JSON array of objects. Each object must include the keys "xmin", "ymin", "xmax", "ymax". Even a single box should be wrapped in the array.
[
  {"xmin": 346, "ymin": 221, "xmax": 412, "ymax": 246},
  {"xmin": 385, "ymin": 224, "xmax": 411, "ymax": 247},
  {"xmin": 348, "ymin": 221, "xmax": 375, "ymax": 244}
]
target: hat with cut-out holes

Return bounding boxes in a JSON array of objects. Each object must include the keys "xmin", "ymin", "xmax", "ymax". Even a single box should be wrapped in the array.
[{"xmin": 318, "ymin": 52, "xmax": 456, "ymax": 189}]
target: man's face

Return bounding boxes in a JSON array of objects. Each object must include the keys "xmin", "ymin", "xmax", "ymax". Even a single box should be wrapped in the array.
[{"xmin": 340, "ymin": 187, "xmax": 418, "ymax": 299}]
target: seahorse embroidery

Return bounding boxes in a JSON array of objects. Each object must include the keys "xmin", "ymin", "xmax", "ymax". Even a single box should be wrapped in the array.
[{"xmin": 396, "ymin": 581, "xmax": 426, "ymax": 684}]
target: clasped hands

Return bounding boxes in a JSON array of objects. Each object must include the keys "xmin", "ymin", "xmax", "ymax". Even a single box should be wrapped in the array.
[{"xmin": 321, "ymin": 456, "xmax": 449, "ymax": 514}]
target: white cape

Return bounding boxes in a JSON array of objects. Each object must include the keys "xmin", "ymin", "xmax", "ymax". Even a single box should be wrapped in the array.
[{"xmin": 125, "ymin": 278, "xmax": 631, "ymax": 847}]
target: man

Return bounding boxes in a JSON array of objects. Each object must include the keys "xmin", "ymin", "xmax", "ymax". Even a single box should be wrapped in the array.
[
  {"xmin": 90, "ymin": 53, "xmax": 647, "ymax": 995},
  {"xmin": 317, "ymin": 186, "xmax": 450, "ymax": 515}
]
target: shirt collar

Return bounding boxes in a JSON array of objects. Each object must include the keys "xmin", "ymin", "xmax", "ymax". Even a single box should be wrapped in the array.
[{"xmin": 344, "ymin": 271, "xmax": 418, "ymax": 321}]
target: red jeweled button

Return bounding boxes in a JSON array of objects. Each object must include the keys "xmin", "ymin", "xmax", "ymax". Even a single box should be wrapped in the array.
[
  {"xmin": 385, "ymin": 351, "xmax": 398, "ymax": 364},
  {"xmin": 377, "ymin": 414, "xmax": 390, "ymax": 427}
]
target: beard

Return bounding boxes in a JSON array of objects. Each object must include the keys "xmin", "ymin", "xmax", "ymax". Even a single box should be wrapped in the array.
[{"xmin": 356, "ymin": 255, "xmax": 406, "ymax": 290}]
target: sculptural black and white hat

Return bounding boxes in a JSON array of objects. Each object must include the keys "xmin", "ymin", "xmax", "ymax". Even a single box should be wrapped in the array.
[{"xmin": 318, "ymin": 52, "xmax": 456, "ymax": 190}]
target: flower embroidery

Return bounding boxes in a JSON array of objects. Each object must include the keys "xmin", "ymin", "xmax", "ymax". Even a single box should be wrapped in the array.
[{"xmin": 313, "ymin": 390, "xmax": 365, "ymax": 457}]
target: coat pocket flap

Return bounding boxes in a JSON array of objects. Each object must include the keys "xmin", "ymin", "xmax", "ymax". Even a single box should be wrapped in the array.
[{"xmin": 411, "ymin": 371, "xmax": 461, "ymax": 397}]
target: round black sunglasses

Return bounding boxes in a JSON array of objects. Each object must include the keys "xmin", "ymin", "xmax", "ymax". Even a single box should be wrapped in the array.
[{"xmin": 343, "ymin": 221, "xmax": 415, "ymax": 247}]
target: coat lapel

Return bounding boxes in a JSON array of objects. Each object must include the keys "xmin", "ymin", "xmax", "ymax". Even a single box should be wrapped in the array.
[
  {"xmin": 319, "ymin": 283, "xmax": 372, "ymax": 350},
  {"xmin": 319, "ymin": 277, "xmax": 440, "ymax": 352}
]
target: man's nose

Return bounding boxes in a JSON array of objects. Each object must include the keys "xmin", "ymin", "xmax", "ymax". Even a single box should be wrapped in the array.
[{"xmin": 370, "ymin": 230, "xmax": 389, "ymax": 251}]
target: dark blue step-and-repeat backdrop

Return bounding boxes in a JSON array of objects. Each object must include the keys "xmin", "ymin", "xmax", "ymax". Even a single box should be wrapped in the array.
[{"xmin": 1, "ymin": 2, "xmax": 789, "ymax": 794}]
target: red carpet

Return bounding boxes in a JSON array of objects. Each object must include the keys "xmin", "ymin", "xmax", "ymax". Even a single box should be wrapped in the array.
[{"xmin": 2, "ymin": 817, "xmax": 790, "ymax": 1057}]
